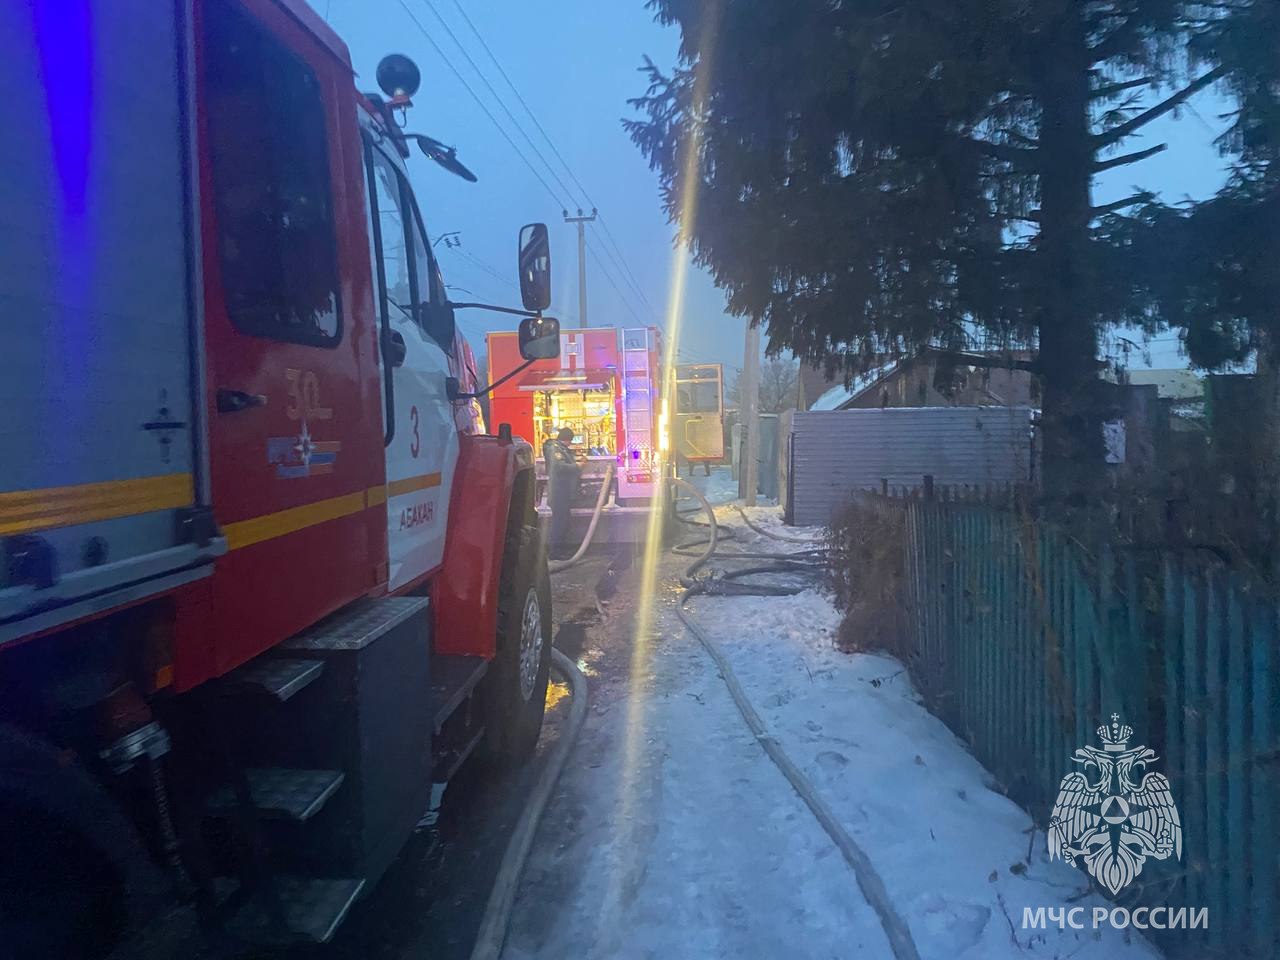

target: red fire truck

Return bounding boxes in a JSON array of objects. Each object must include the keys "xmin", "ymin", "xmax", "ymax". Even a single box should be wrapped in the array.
[
  {"xmin": 0, "ymin": 1, "xmax": 562, "ymax": 953},
  {"xmin": 486, "ymin": 326, "xmax": 668, "ymax": 540}
]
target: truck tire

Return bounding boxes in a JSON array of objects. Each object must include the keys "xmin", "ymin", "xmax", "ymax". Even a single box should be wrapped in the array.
[
  {"xmin": 485, "ymin": 523, "xmax": 553, "ymax": 763},
  {"xmin": 0, "ymin": 726, "xmax": 168, "ymax": 959}
]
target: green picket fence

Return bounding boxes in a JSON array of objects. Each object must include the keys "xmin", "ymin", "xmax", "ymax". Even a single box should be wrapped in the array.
[{"xmin": 888, "ymin": 497, "xmax": 1280, "ymax": 957}]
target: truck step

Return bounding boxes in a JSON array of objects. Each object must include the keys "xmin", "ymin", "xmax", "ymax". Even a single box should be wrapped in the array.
[
  {"xmin": 283, "ymin": 596, "xmax": 430, "ymax": 653},
  {"xmin": 227, "ymin": 658, "xmax": 324, "ymax": 701},
  {"xmin": 208, "ymin": 768, "xmax": 345, "ymax": 821},
  {"xmin": 227, "ymin": 875, "xmax": 365, "ymax": 944},
  {"xmin": 432, "ymin": 726, "xmax": 486, "ymax": 785},
  {"xmin": 430, "ymin": 654, "xmax": 489, "ymax": 733}
]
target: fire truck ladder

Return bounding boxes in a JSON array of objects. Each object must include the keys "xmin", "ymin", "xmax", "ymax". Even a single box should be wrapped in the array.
[{"xmin": 620, "ymin": 328, "xmax": 654, "ymax": 475}]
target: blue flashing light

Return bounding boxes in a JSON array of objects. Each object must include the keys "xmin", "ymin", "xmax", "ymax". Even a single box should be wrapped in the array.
[{"xmin": 33, "ymin": 0, "xmax": 95, "ymax": 218}]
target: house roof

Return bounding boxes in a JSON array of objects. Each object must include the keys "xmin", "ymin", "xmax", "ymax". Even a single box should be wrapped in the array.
[
  {"xmin": 809, "ymin": 360, "xmax": 900, "ymax": 410},
  {"xmin": 1125, "ymin": 368, "xmax": 1204, "ymax": 400}
]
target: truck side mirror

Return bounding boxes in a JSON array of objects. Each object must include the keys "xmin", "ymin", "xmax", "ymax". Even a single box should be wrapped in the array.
[
  {"xmin": 519, "ymin": 315, "xmax": 560, "ymax": 361},
  {"xmin": 518, "ymin": 223, "xmax": 551, "ymax": 313}
]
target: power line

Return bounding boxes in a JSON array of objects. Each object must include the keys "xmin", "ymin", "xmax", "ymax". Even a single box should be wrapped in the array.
[
  {"xmin": 588, "ymin": 221, "xmax": 655, "ymax": 317},
  {"xmin": 584, "ymin": 237, "xmax": 660, "ymax": 332},
  {"xmin": 444, "ymin": 247, "xmax": 520, "ymax": 294},
  {"xmin": 415, "ymin": 0, "xmax": 580, "ymax": 206},
  {"xmin": 398, "ymin": 1, "xmax": 666, "ymax": 348},
  {"xmin": 590, "ymin": 214, "xmax": 660, "ymax": 318},
  {"xmin": 585, "ymin": 241, "xmax": 645, "ymax": 327},
  {"xmin": 395, "ymin": 0, "xmax": 569, "ymax": 210},
  {"xmin": 447, "ymin": 0, "xmax": 594, "ymax": 207},
  {"xmin": 444, "ymin": 0, "xmax": 658, "ymax": 317}
]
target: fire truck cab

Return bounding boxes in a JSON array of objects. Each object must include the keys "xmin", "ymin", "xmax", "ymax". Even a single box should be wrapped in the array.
[{"xmin": 0, "ymin": 0, "xmax": 560, "ymax": 953}]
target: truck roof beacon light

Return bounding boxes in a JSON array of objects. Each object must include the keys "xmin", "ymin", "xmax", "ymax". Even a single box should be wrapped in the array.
[{"xmin": 376, "ymin": 54, "xmax": 421, "ymax": 105}]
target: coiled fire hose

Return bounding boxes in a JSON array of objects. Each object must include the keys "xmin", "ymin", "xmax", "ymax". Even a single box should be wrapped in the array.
[{"xmin": 671, "ymin": 478, "xmax": 922, "ymax": 960}]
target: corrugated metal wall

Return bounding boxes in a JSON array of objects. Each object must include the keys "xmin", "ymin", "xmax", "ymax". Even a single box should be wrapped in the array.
[{"xmin": 788, "ymin": 407, "xmax": 1033, "ymax": 526}]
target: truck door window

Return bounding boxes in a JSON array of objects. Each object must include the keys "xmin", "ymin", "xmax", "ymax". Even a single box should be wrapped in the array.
[
  {"xmin": 368, "ymin": 149, "xmax": 417, "ymax": 324},
  {"xmin": 405, "ymin": 204, "xmax": 454, "ymax": 349},
  {"xmin": 677, "ymin": 381, "xmax": 720, "ymax": 414},
  {"xmin": 204, "ymin": 0, "xmax": 341, "ymax": 346},
  {"xmin": 366, "ymin": 146, "xmax": 451, "ymax": 350}
]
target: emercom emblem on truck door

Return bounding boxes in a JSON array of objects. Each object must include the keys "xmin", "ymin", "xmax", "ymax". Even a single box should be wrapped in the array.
[{"xmin": 267, "ymin": 369, "xmax": 342, "ymax": 479}]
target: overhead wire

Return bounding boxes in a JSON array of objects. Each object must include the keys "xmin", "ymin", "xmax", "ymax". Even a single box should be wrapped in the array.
[
  {"xmin": 396, "ymin": 0, "xmax": 570, "ymax": 211},
  {"xmin": 398, "ymin": 0, "xmax": 675, "ymax": 343},
  {"xmin": 585, "ymin": 241, "xmax": 646, "ymax": 326},
  {"xmin": 451, "ymin": 247, "xmax": 521, "ymax": 293},
  {"xmin": 588, "ymin": 221, "xmax": 656, "ymax": 318},
  {"xmin": 446, "ymin": 0, "xmax": 605, "ymax": 217},
  {"xmin": 415, "ymin": 0, "xmax": 582, "ymax": 206},
  {"xmin": 440, "ymin": 0, "xmax": 662, "ymax": 323}
]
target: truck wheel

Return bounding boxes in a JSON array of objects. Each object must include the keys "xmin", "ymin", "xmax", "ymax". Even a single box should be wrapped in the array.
[
  {"xmin": 485, "ymin": 524, "xmax": 553, "ymax": 763},
  {"xmin": 0, "ymin": 726, "xmax": 169, "ymax": 958},
  {"xmin": 0, "ymin": 796, "xmax": 124, "ymax": 959}
]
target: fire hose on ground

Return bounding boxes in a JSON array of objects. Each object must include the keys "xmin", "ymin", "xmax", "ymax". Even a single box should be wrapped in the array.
[
  {"xmin": 548, "ymin": 461, "xmax": 616, "ymax": 574},
  {"xmin": 473, "ymin": 474, "xmax": 919, "ymax": 960},
  {"xmin": 471, "ymin": 464, "xmax": 616, "ymax": 959},
  {"xmin": 469, "ymin": 646, "xmax": 586, "ymax": 960},
  {"xmin": 671, "ymin": 478, "xmax": 922, "ymax": 960}
]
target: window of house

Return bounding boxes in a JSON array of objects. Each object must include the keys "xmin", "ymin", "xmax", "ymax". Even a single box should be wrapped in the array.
[{"xmin": 204, "ymin": 0, "xmax": 341, "ymax": 345}]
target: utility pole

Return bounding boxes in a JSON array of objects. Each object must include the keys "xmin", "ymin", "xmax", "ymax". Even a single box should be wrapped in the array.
[
  {"xmin": 742, "ymin": 321, "xmax": 761, "ymax": 507},
  {"xmin": 563, "ymin": 208, "xmax": 597, "ymax": 327}
]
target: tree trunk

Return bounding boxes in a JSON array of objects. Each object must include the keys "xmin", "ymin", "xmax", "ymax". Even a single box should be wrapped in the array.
[{"xmin": 1035, "ymin": 10, "xmax": 1105, "ymax": 504}]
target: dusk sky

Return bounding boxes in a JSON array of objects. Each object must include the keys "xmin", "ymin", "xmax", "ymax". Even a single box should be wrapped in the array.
[{"xmin": 326, "ymin": 0, "xmax": 1238, "ymax": 376}]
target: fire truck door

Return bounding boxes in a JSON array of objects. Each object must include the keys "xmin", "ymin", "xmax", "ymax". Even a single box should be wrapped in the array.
[
  {"xmin": 365, "ymin": 144, "xmax": 457, "ymax": 591},
  {"xmin": 199, "ymin": 0, "xmax": 382, "ymax": 669}
]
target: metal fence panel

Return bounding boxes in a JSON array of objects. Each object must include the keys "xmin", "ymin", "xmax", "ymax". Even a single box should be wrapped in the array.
[{"xmin": 889, "ymin": 498, "xmax": 1280, "ymax": 957}]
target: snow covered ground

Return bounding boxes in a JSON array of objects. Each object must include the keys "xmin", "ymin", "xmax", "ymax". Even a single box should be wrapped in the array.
[
  {"xmin": 703, "ymin": 582, "xmax": 1160, "ymax": 959},
  {"xmin": 684, "ymin": 463, "xmax": 740, "ymax": 506},
  {"xmin": 508, "ymin": 496, "xmax": 1159, "ymax": 959}
]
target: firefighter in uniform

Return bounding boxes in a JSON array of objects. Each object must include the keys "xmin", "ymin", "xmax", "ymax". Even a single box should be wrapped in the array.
[{"xmin": 543, "ymin": 427, "xmax": 581, "ymax": 559}]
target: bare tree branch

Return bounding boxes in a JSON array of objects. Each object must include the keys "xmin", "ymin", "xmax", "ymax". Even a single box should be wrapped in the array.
[
  {"xmin": 1088, "ymin": 17, "xmax": 1143, "ymax": 63},
  {"xmin": 968, "ymin": 137, "xmax": 1040, "ymax": 170},
  {"xmin": 1093, "ymin": 68, "xmax": 1226, "ymax": 148},
  {"xmin": 1093, "ymin": 142, "xmax": 1168, "ymax": 172},
  {"xmin": 1091, "ymin": 194, "xmax": 1150, "ymax": 217},
  {"xmin": 1090, "ymin": 76, "xmax": 1154, "ymax": 100}
]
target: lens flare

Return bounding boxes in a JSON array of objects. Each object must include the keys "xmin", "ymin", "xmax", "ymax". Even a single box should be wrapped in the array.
[{"xmin": 594, "ymin": 0, "xmax": 725, "ymax": 940}]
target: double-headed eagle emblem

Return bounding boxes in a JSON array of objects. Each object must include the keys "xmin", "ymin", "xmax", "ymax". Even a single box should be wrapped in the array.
[{"xmin": 1048, "ymin": 715, "xmax": 1182, "ymax": 895}]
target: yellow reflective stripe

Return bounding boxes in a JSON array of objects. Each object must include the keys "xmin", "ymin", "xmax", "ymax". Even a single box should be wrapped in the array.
[
  {"xmin": 386, "ymin": 472, "xmax": 442, "ymax": 499},
  {"xmin": 223, "ymin": 490, "xmax": 368, "ymax": 551},
  {"xmin": 0, "ymin": 474, "xmax": 193, "ymax": 536},
  {"xmin": 0, "ymin": 471, "xmax": 449, "ymax": 551}
]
